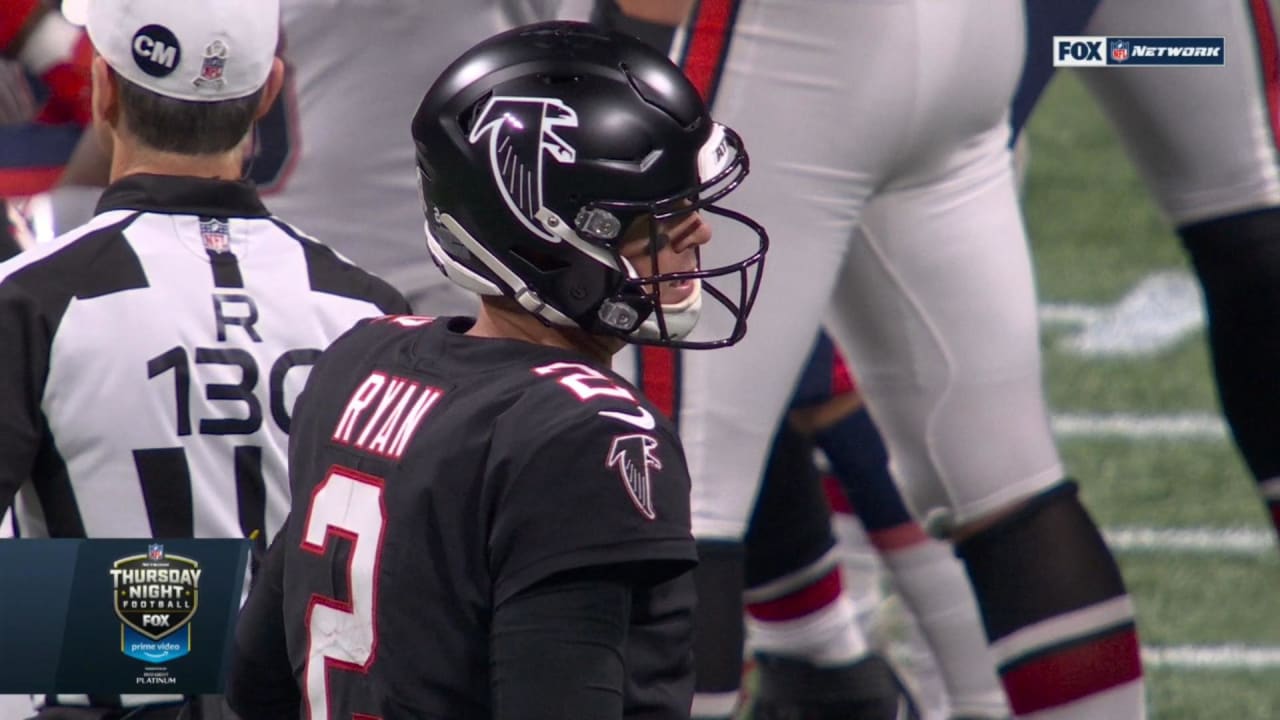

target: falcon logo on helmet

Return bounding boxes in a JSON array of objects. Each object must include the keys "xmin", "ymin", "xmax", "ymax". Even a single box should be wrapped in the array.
[
  {"xmin": 468, "ymin": 96, "xmax": 579, "ymax": 244},
  {"xmin": 412, "ymin": 20, "xmax": 769, "ymax": 349}
]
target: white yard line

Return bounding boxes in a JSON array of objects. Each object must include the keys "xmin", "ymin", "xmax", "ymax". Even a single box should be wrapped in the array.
[
  {"xmin": 1142, "ymin": 645, "xmax": 1280, "ymax": 670},
  {"xmin": 1107, "ymin": 529, "xmax": 1280, "ymax": 669},
  {"xmin": 1051, "ymin": 412, "xmax": 1227, "ymax": 440},
  {"xmin": 1033, "ymin": 280, "xmax": 1274, "ymax": 673},
  {"xmin": 1104, "ymin": 527, "xmax": 1275, "ymax": 556},
  {"xmin": 1039, "ymin": 274, "xmax": 1205, "ymax": 357},
  {"xmin": 1040, "ymin": 303, "xmax": 1102, "ymax": 324}
]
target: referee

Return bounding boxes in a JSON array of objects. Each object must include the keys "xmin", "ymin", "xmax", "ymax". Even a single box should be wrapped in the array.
[{"xmin": 0, "ymin": 0, "xmax": 409, "ymax": 717}]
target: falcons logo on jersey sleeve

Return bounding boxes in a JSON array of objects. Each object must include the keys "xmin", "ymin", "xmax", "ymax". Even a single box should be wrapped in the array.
[
  {"xmin": 607, "ymin": 434, "xmax": 663, "ymax": 520},
  {"xmin": 468, "ymin": 95, "xmax": 579, "ymax": 244}
]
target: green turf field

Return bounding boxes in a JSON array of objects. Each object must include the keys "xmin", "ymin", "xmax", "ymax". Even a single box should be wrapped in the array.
[{"xmin": 1023, "ymin": 71, "xmax": 1280, "ymax": 719}]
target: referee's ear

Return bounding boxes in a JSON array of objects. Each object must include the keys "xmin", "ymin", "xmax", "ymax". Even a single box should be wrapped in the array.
[
  {"xmin": 89, "ymin": 54, "xmax": 120, "ymax": 130},
  {"xmin": 254, "ymin": 57, "xmax": 286, "ymax": 121}
]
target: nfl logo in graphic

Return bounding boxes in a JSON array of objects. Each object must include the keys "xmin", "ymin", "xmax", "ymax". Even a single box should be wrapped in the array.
[
  {"xmin": 199, "ymin": 217, "xmax": 230, "ymax": 253},
  {"xmin": 1110, "ymin": 39, "xmax": 1130, "ymax": 62},
  {"xmin": 111, "ymin": 548, "xmax": 201, "ymax": 664},
  {"xmin": 193, "ymin": 40, "xmax": 228, "ymax": 90}
]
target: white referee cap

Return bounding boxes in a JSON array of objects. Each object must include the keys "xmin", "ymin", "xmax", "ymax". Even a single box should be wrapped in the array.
[{"xmin": 61, "ymin": 0, "xmax": 279, "ymax": 103}]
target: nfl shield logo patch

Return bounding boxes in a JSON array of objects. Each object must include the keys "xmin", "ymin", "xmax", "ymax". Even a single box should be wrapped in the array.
[
  {"xmin": 199, "ymin": 217, "xmax": 230, "ymax": 253},
  {"xmin": 201, "ymin": 56, "xmax": 225, "ymax": 80},
  {"xmin": 148, "ymin": 543, "xmax": 164, "ymax": 561},
  {"xmin": 193, "ymin": 40, "xmax": 229, "ymax": 90},
  {"xmin": 1110, "ymin": 40, "xmax": 1130, "ymax": 62}
]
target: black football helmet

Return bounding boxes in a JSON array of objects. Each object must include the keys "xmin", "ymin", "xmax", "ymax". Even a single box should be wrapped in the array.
[{"xmin": 412, "ymin": 20, "xmax": 767, "ymax": 348}]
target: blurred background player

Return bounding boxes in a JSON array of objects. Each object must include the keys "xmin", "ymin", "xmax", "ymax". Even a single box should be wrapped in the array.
[
  {"xmin": 0, "ymin": 0, "xmax": 91, "ymax": 198},
  {"xmin": 1017, "ymin": 0, "xmax": 1280, "ymax": 550},
  {"xmin": 740, "ymin": 0, "xmax": 1280, "ymax": 716},
  {"xmin": 0, "ymin": 0, "xmax": 92, "ymax": 269},
  {"xmin": 743, "ymin": 332, "xmax": 1009, "ymax": 720},
  {"xmin": 736, "ymin": 0, "xmax": 1280, "ymax": 716},
  {"xmin": 0, "ymin": 0, "xmax": 408, "ymax": 716},
  {"xmin": 597, "ymin": 1, "xmax": 1147, "ymax": 718},
  {"xmin": 227, "ymin": 20, "xmax": 767, "ymax": 719}
]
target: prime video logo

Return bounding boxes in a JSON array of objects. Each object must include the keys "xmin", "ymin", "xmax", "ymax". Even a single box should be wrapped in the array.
[{"xmin": 1053, "ymin": 36, "xmax": 1225, "ymax": 67}]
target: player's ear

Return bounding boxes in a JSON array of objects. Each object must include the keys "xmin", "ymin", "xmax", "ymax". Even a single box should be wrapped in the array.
[
  {"xmin": 255, "ymin": 58, "xmax": 285, "ymax": 121},
  {"xmin": 90, "ymin": 55, "xmax": 119, "ymax": 128}
]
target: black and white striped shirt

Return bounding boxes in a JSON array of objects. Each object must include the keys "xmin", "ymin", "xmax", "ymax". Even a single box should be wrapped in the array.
[{"xmin": 0, "ymin": 174, "xmax": 410, "ymax": 543}]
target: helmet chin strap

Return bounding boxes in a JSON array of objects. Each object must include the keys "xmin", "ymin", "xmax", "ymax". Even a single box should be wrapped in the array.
[
  {"xmin": 428, "ymin": 208, "xmax": 707, "ymax": 343},
  {"xmin": 426, "ymin": 216, "xmax": 578, "ymax": 327},
  {"xmin": 633, "ymin": 280, "xmax": 703, "ymax": 342}
]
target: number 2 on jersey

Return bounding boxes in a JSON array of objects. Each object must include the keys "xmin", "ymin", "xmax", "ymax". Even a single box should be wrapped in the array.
[{"xmin": 301, "ymin": 467, "xmax": 386, "ymax": 720}]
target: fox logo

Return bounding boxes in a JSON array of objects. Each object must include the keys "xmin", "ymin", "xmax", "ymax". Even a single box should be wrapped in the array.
[
  {"xmin": 468, "ymin": 96, "xmax": 579, "ymax": 243},
  {"xmin": 607, "ymin": 434, "xmax": 662, "ymax": 520}
]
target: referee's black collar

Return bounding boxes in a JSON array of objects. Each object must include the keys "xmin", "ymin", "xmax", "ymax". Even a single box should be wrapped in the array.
[{"xmin": 96, "ymin": 174, "xmax": 270, "ymax": 218}]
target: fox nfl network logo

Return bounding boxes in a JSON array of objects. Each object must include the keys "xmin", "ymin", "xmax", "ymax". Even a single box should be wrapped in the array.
[{"xmin": 1053, "ymin": 36, "xmax": 1225, "ymax": 67}]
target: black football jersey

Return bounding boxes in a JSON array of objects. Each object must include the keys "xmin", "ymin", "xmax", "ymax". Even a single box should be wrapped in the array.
[{"xmin": 277, "ymin": 315, "xmax": 696, "ymax": 718}]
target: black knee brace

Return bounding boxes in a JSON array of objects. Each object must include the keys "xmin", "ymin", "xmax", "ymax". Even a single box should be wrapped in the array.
[{"xmin": 955, "ymin": 481, "xmax": 1126, "ymax": 643}]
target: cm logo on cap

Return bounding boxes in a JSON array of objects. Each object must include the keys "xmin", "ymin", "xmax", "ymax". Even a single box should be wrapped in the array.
[{"xmin": 132, "ymin": 24, "xmax": 182, "ymax": 77}]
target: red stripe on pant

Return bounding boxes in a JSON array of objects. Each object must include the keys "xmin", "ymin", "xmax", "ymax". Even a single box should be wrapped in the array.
[
  {"xmin": 824, "ymin": 476, "xmax": 930, "ymax": 551},
  {"xmin": 822, "ymin": 475, "xmax": 854, "ymax": 515},
  {"xmin": 1249, "ymin": 0, "xmax": 1280, "ymax": 151},
  {"xmin": 745, "ymin": 567, "xmax": 842, "ymax": 622},
  {"xmin": 1001, "ymin": 625, "xmax": 1142, "ymax": 716},
  {"xmin": 641, "ymin": 346, "xmax": 678, "ymax": 421},
  {"xmin": 830, "ymin": 346, "xmax": 857, "ymax": 396},
  {"xmin": 682, "ymin": 0, "xmax": 739, "ymax": 103}
]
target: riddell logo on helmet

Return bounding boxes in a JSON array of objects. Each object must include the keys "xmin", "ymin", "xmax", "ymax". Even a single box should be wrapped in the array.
[{"xmin": 467, "ymin": 96, "xmax": 579, "ymax": 244}]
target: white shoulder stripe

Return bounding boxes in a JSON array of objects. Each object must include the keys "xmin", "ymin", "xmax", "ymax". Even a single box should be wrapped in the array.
[
  {"xmin": 0, "ymin": 210, "xmax": 138, "ymax": 283},
  {"xmin": 267, "ymin": 216, "xmax": 363, "ymax": 266}
]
